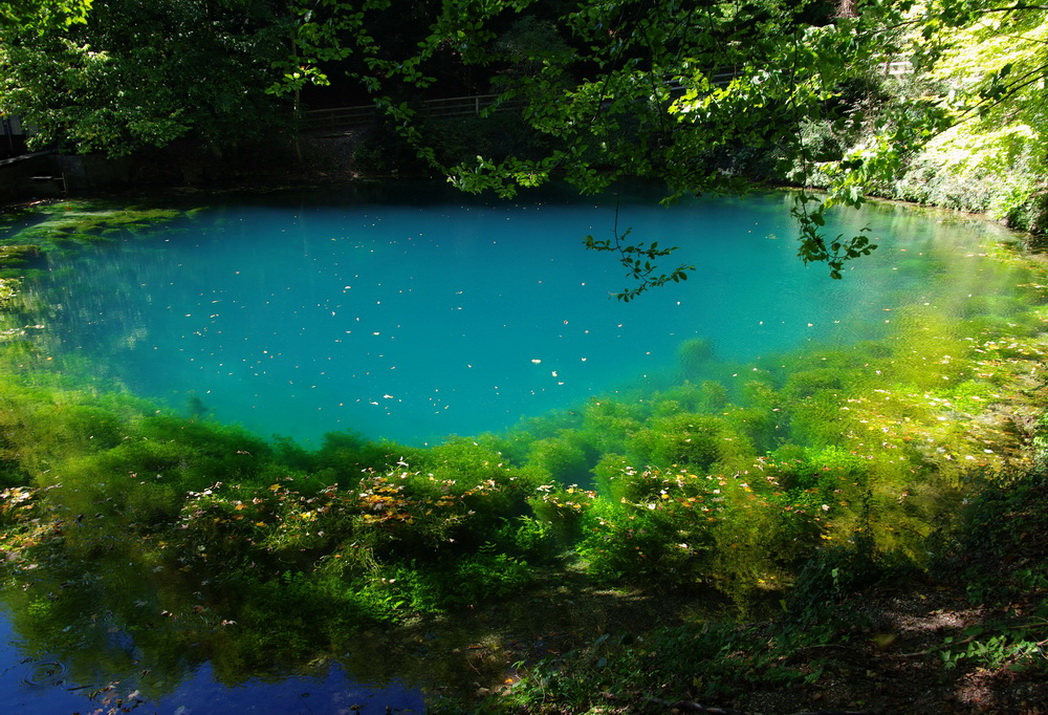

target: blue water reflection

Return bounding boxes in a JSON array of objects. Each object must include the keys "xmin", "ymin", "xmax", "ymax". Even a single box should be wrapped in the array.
[{"xmin": 1, "ymin": 608, "xmax": 423, "ymax": 714}]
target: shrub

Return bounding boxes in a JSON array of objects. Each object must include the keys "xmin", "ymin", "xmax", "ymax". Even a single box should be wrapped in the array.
[
  {"xmin": 528, "ymin": 483, "xmax": 595, "ymax": 545},
  {"xmin": 578, "ymin": 466, "xmax": 727, "ymax": 586},
  {"xmin": 724, "ymin": 405, "xmax": 782, "ymax": 454},
  {"xmin": 710, "ymin": 486, "xmax": 824, "ymax": 610},
  {"xmin": 493, "ymin": 515, "xmax": 558, "ymax": 560},
  {"xmin": 313, "ymin": 430, "xmax": 414, "ymax": 483}
]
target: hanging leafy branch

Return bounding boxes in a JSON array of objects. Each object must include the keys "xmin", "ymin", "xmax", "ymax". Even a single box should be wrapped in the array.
[
  {"xmin": 791, "ymin": 192, "xmax": 876, "ymax": 280},
  {"xmin": 584, "ymin": 227, "xmax": 693, "ymax": 302},
  {"xmin": 581, "ymin": 193, "xmax": 694, "ymax": 301}
]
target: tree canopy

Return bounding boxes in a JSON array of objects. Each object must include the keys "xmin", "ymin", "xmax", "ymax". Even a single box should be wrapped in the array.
[
  {"xmin": 0, "ymin": 0, "xmax": 289, "ymax": 156},
  {"xmin": 0, "ymin": 0, "xmax": 91, "ymax": 32}
]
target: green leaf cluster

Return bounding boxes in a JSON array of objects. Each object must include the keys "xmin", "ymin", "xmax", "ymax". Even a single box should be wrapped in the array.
[{"xmin": 0, "ymin": 0, "xmax": 290, "ymax": 156}]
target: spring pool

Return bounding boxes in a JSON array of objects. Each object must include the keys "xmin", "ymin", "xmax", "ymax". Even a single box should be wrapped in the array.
[{"xmin": 29, "ymin": 185, "xmax": 1024, "ymax": 446}]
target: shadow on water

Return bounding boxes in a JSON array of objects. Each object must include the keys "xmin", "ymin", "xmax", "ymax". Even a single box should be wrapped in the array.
[{"xmin": 0, "ymin": 545, "xmax": 429, "ymax": 713}]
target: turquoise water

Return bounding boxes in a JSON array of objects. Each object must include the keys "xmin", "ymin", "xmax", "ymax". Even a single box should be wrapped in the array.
[{"xmin": 34, "ymin": 185, "xmax": 1020, "ymax": 446}]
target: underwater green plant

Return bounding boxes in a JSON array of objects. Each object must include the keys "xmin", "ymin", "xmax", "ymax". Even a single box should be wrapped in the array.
[{"xmin": 3, "ymin": 201, "xmax": 189, "ymax": 248}]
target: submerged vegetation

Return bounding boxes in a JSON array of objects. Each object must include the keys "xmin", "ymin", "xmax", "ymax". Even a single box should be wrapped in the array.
[{"xmin": 2, "ymin": 199, "xmax": 1048, "ymax": 710}]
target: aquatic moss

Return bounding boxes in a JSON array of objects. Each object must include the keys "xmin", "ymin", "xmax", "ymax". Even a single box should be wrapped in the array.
[
  {"xmin": 0, "ymin": 244, "xmax": 44, "ymax": 270},
  {"xmin": 0, "ymin": 278, "xmax": 16, "ymax": 308},
  {"xmin": 2, "ymin": 201, "xmax": 194, "ymax": 250}
]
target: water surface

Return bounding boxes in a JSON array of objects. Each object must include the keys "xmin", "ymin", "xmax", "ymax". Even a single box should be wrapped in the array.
[{"xmin": 33, "ymin": 186, "xmax": 1021, "ymax": 445}]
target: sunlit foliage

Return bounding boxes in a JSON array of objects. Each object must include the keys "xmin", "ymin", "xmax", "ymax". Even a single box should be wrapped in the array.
[{"xmin": 885, "ymin": 6, "xmax": 1048, "ymax": 231}]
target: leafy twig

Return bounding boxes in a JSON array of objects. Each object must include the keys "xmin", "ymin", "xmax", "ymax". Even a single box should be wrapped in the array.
[{"xmin": 584, "ymin": 198, "xmax": 694, "ymax": 302}]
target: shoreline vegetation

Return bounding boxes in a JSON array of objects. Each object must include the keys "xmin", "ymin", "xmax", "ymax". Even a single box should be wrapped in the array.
[{"xmin": 1, "ymin": 193, "xmax": 1048, "ymax": 712}]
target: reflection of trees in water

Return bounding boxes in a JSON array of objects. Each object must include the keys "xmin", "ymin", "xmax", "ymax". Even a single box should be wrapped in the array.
[{"xmin": 38, "ymin": 248, "xmax": 154, "ymax": 355}]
